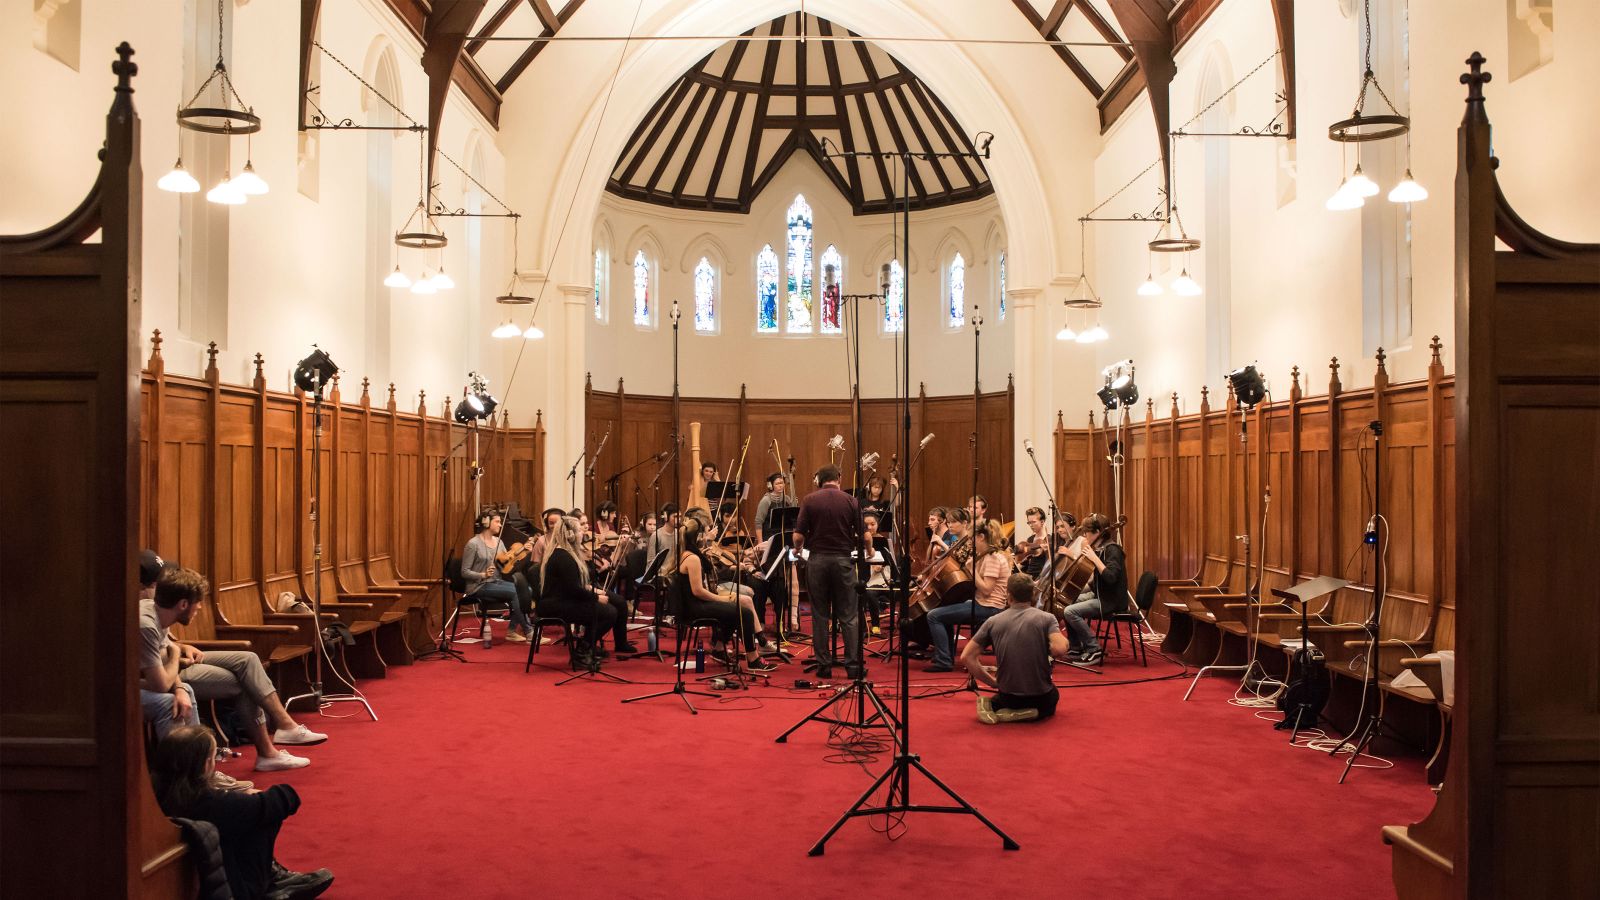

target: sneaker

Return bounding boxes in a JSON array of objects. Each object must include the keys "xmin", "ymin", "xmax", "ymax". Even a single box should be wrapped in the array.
[
  {"xmin": 870, "ymin": 625, "xmax": 883, "ymax": 637},
  {"xmin": 922, "ymin": 663, "xmax": 953, "ymax": 673},
  {"xmin": 254, "ymin": 751, "xmax": 311, "ymax": 772},
  {"xmin": 977, "ymin": 696, "xmax": 998, "ymax": 725},
  {"xmin": 209, "ymin": 771, "xmax": 254, "ymax": 792},
  {"xmin": 1078, "ymin": 649, "xmax": 1104, "ymax": 666},
  {"xmin": 994, "ymin": 708, "xmax": 1041, "ymax": 724},
  {"xmin": 268, "ymin": 863, "xmax": 335, "ymax": 900},
  {"xmin": 746, "ymin": 657, "xmax": 778, "ymax": 673},
  {"xmin": 615, "ymin": 642, "xmax": 641, "ymax": 655},
  {"xmin": 504, "ymin": 630, "xmax": 529, "ymax": 643},
  {"xmin": 273, "ymin": 724, "xmax": 328, "ymax": 746}
]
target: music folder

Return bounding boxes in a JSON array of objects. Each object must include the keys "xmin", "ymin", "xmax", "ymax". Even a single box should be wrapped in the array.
[{"xmin": 1271, "ymin": 575, "xmax": 1352, "ymax": 605}]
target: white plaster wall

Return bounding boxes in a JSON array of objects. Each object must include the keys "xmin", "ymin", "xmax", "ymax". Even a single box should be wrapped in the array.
[
  {"xmin": 1078, "ymin": 0, "xmax": 1600, "ymax": 422},
  {"xmin": 586, "ymin": 155, "xmax": 1012, "ymax": 399},
  {"xmin": 0, "ymin": 0, "xmax": 507, "ymax": 411}
]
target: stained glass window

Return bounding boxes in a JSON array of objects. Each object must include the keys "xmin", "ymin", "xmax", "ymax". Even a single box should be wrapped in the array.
[
  {"xmin": 756, "ymin": 245, "xmax": 779, "ymax": 333},
  {"xmin": 819, "ymin": 244, "xmax": 842, "ymax": 334},
  {"xmin": 593, "ymin": 250, "xmax": 604, "ymax": 321},
  {"xmin": 693, "ymin": 257, "xmax": 716, "ymax": 333},
  {"xmin": 785, "ymin": 195, "xmax": 814, "ymax": 333},
  {"xmin": 884, "ymin": 259, "xmax": 904, "ymax": 333},
  {"xmin": 948, "ymin": 252, "xmax": 966, "ymax": 328},
  {"xmin": 632, "ymin": 250, "xmax": 650, "ymax": 326},
  {"xmin": 998, "ymin": 251, "xmax": 1007, "ymax": 320}
]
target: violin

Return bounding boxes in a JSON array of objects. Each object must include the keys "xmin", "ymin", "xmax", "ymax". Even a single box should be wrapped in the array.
[{"xmin": 496, "ymin": 540, "xmax": 534, "ymax": 576}]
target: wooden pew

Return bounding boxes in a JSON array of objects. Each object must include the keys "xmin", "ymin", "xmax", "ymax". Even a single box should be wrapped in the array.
[
  {"xmin": 1156, "ymin": 553, "xmax": 1230, "ymax": 655},
  {"xmin": 1392, "ymin": 604, "xmax": 1456, "ymax": 783},
  {"xmin": 341, "ymin": 558, "xmax": 434, "ymax": 655},
  {"xmin": 304, "ymin": 565, "xmax": 409, "ymax": 677},
  {"xmin": 1168, "ymin": 555, "xmax": 1251, "ymax": 666},
  {"xmin": 1199, "ymin": 566, "xmax": 1296, "ymax": 672},
  {"xmin": 369, "ymin": 552, "xmax": 443, "ymax": 652}
]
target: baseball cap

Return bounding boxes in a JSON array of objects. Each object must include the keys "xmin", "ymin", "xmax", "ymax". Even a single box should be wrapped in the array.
[{"xmin": 139, "ymin": 549, "xmax": 165, "ymax": 587}]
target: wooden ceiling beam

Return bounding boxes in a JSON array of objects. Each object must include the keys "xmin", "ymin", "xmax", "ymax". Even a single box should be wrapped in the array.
[
  {"xmin": 888, "ymin": 85, "xmax": 955, "ymax": 194},
  {"xmin": 617, "ymin": 78, "xmax": 695, "ymax": 185},
  {"xmin": 817, "ymin": 19, "xmax": 864, "ymax": 211},
  {"xmin": 1272, "ymin": 0, "xmax": 1297, "ymax": 138},
  {"xmin": 1076, "ymin": 0, "xmax": 1135, "ymax": 61},
  {"xmin": 668, "ymin": 33, "xmax": 751, "ymax": 200},
  {"xmin": 466, "ymin": 0, "xmax": 521, "ymax": 55},
  {"xmin": 907, "ymin": 78, "xmax": 982, "ymax": 186},
  {"xmin": 494, "ymin": 0, "xmax": 586, "ymax": 93},
  {"xmin": 422, "ymin": 0, "xmax": 489, "ymax": 191},
  {"xmin": 1106, "ymin": 0, "xmax": 1176, "ymax": 198},
  {"xmin": 737, "ymin": 15, "xmax": 787, "ymax": 210},
  {"xmin": 642, "ymin": 83, "xmax": 711, "ymax": 196}
]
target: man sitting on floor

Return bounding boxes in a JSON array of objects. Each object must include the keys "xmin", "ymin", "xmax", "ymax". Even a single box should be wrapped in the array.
[
  {"xmin": 959, "ymin": 573, "xmax": 1069, "ymax": 724},
  {"xmin": 141, "ymin": 565, "xmax": 327, "ymax": 772}
]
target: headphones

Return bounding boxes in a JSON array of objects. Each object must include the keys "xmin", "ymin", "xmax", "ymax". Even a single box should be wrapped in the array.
[{"xmin": 476, "ymin": 510, "xmax": 496, "ymax": 531}]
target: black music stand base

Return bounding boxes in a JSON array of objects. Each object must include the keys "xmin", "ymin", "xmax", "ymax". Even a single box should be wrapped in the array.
[
  {"xmin": 775, "ymin": 677, "xmax": 898, "ymax": 743},
  {"xmin": 808, "ymin": 749, "xmax": 1019, "ymax": 855},
  {"xmin": 622, "ymin": 680, "xmax": 716, "ymax": 713},
  {"xmin": 556, "ymin": 657, "xmax": 633, "ymax": 687}
]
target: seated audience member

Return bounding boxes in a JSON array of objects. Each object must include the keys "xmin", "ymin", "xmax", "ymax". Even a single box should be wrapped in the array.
[
  {"xmin": 138, "ymin": 550, "xmax": 200, "ymax": 739},
  {"xmin": 960, "ymin": 574, "xmax": 1069, "ymax": 724},
  {"xmin": 152, "ymin": 724, "xmax": 334, "ymax": 900},
  {"xmin": 143, "ymin": 566, "xmax": 326, "ymax": 773}
]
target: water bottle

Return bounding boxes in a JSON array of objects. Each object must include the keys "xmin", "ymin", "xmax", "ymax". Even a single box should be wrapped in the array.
[
  {"xmin": 646, "ymin": 628, "xmax": 658, "ymax": 654},
  {"xmin": 481, "ymin": 619, "xmax": 493, "ymax": 649},
  {"xmin": 694, "ymin": 647, "xmax": 706, "ymax": 673}
]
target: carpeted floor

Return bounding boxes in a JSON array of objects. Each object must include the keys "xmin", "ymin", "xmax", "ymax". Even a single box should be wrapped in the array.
[{"xmin": 239, "ymin": 626, "xmax": 1433, "ymax": 899}]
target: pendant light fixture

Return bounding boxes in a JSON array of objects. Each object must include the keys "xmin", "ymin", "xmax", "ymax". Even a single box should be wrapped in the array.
[
  {"xmin": 1137, "ymin": 248, "xmax": 1163, "ymax": 296},
  {"xmin": 1171, "ymin": 251, "xmax": 1202, "ymax": 297},
  {"xmin": 383, "ymin": 265, "xmax": 412, "ymax": 289},
  {"xmin": 1065, "ymin": 221, "xmax": 1103, "ymax": 312},
  {"xmin": 410, "ymin": 271, "xmax": 437, "ymax": 295},
  {"xmin": 491, "ymin": 320, "xmax": 522, "ymax": 339},
  {"xmin": 163, "ymin": 0, "xmax": 261, "ymax": 197},
  {"xmin": 490, "ymin": 214, "xmax": 541, "ymax": 339},
  {"xmin": 431, "ymin": 265, "xmax": 455, "ymax": 291},
  {"xmin": 1327, "ymin": 0, "xmax": 1423, "ymax": 209}
]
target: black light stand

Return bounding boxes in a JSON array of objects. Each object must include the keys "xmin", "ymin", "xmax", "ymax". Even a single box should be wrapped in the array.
[
  {"xmin": 801, "ymin": 139, "xmax": 1016, "ymax": 855},
  {"xmin": 416, "ymin": 428, "xmax": 472, "ymax": 662},
  {"xmin": 285, "ymin": 349, "xmax": 377, "ymax": 720},
  {"xmin": 1184, "ymin": 368, "xmax": 1267, "ymax": 700},
  {"xmin": 1332, "ymin": 420, "xmax": 1387, "ymax": 783}
]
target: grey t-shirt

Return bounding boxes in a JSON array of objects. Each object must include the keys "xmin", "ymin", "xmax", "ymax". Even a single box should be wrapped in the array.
[
  {"xmin": 971, "ymin": 604, "xmax": 1060, "ymax": 697},
  {"xmin": 138, "ymin": 598, "xmax": 170, "ymax": 689}
]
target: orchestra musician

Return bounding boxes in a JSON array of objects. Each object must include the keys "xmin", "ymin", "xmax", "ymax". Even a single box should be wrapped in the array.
[
  {"xmin": 926, "ymin": 507, "xmax": 952, "ymax": 552},
  {"xmin": 860, "ymin": 475, "xmax": 896, "ymax": 533},
  {"xmin": 967, "ymin": 495, "xmax": 989, "ymax": 528},
  {"xmin": 461, "ymin": 510, "xmax": 536, "ymax": 643},
  {"xmin": 537, "ymin": 515, "xmax": 626, "ymax": 666},
  {"xmin": 1059, "ymin": 514, "xmax": 1125, "ymax": 666},
  {"xmin": 794, "ymin": 465, "xmax": 867, "ymax": 680},
  {"xmin": 644, "ymin": 503, "xmax": 682, "ymax": 580},
  {"xmin": 672, "ymin": 516, "xmax": 777, "ymax": 672},
  {"xmin": 754, "ymin": 472, "xmax": 797, "ymax": 543},
  {"xmin": 860, "ymin": 509, "xmax": 892, "ymax": 635},
  {"xmin": 1015, "ymin": 507, "xmax": 1050, "ymax": 579},
  {"xmin": 923, "ymin": 519, "xmax": 1012, "ymax": 673}
]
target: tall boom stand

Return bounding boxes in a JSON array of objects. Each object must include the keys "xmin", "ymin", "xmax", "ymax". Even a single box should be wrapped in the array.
[
  {"xmin": 1332, "ymin": 420, "xmax": 1387, "ymax": 782},
  {"xmin": 798, "ymin": 144, "xmax": 1015, "ymax": 855}
]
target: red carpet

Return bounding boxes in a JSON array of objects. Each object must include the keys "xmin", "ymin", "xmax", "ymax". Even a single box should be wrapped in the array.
[{"xmin": 238, "ymin": 633, "xmax": 1433, "ymax": 899}]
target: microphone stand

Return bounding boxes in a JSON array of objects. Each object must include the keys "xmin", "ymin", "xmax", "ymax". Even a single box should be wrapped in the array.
[
  {"xmin": 1025, "ymin": 442, "xmax": 1100, "ymax": 676},
  {"xmin": 585, "ymin": 426, "xmax": 611, "ymax": 513},
  {"xmin": 565, "ymin": 441, "xmax": 586, "ymax": 513}
]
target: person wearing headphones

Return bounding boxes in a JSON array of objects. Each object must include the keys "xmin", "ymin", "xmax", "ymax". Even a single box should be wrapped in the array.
[{"xmin": 462, "ymin": 510, "xmax": 535, "ymax": 642}]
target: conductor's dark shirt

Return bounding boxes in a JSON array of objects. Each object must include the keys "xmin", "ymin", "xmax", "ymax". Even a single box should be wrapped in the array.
[{"xmin": 794, "ymin": 484, "xmax": 863, "ymax": 556}]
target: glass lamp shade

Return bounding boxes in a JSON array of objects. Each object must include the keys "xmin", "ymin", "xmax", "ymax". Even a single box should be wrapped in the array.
[
  {"xmin": 1326, "ymin": 180, "xmax": 1365, "ymax": 211},
  {"xmin": 410, "ymin": 273, "xmax": 437, "ymax": 295},
  {"xmin": 1088, "ymin": 325, "xmax": 1109, "ymax": 342},
  {"xmin": 1075, "ymin": 329, "xmax": 1096, "ymax": 344},
  {"xmin": 1346, "ymin": 164, "xmax": 1380, "ymax": 198},
  {"xmin": 492, "ymin": 320, "xmax": 521, "ymax": 339},
  {"xmin": 206, "ymin": 176, "xmax": 246, "ymax": 205},
  {"xmin": 1171, "ymin": 270, "xmax": 1202, "ymax": 296},
  {"xmin": 1056, "ymin": 324, "xmax": 1077, "ymax": 341},
  {"xmin": 231, "ymin": 162, "xmax": 268, "ymax": 195},
  {"xmin": 1137, "ymin": 275, "xmax": 1163, "ymax": 297},
  {"xmin": 383, "ymin": 265, "xmax": 412, "ymax": 289},
  {"xmin": 1388, "ymin": 171, "xmax": 1428, "ymax": 203},
  {"xmin": 157, "ymin": 159, "xmax": 201, "ymax": 193},
  {"xmin": 430, "ymin": 268, "xmax": 455, "ymax": 291},
  {"xmin": 523, "ymin": 324, "xmax": 545, "ymax": 340}
]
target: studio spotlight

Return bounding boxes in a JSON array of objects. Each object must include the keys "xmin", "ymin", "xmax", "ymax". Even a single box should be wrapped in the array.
[
  {"xmin": 1099, "ymin": 361, "xmax": 1138, "ymax": 409},
  {"xmin": 1096, "ymin": 385, "xmax": 1118, "ymax": 410},
  {"xmin": 466, "ymin": 372, "xmax": 498, "ymax": 419},
  {"xmin": 1111, "ymin": 372, "xmax": 1138, "ymax": 408},
  {"xmin": 452, "ymin": 398, "xmax": 478, "ymax": 424},
  {"xmin": 1228, "ymin": 364, "xmax": 1267, "ymax": 409},
  {"xmin": 293, "ymin": 347, "xmax": 338, "ymax": 396}
]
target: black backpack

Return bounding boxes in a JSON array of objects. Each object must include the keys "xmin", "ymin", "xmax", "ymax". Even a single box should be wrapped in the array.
[{"xmin": 1276, "ymin": 645, "xmax": 1330, "ymax": 730}]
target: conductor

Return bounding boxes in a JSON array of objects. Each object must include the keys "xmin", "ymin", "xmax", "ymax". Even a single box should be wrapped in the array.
[{"xmin": 793, "ymin": 465, "xmax": 866, "ymax": 680}]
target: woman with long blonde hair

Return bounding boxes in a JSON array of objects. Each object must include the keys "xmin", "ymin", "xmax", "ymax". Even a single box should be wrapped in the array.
[{"xmin": 540, "ymin": 515, "xmax": 633, "ymax": 663}]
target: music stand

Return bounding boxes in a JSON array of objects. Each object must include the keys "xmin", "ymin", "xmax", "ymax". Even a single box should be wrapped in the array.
[
  {"xmin": 621, "ymin": 548, "xmax": 715, "ymax": 713},
  {"xmin": 1271, "ymin": 576, "xmax": 1350, "ymax": 740},
  {"xmin": 703, "ymin": 480, "xmax": 748, "ymax": 511}
]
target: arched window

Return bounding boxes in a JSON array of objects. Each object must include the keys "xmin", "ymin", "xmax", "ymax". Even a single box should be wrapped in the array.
[
  {"xmin": 632, "ymin": 250, "xmax": 650, "ymax": 326},
  {"xmin": 819, "ymin": 244, "xmax": 843, "ymax": 334},
  {"xmin": 997, "ymin": 251, "xmax": 1007, "ymax": 320},
  {"xmin": 884, "ymin": 259, "xmax": 905, "ymax": 334},
  {"xmin": 756, "ymin": 244, "xmax": 780, "ymax": 333},
  {"xmin": 693, "ymin": 257, "xmax": 716, "ymax": 333},
  {"xmin": 948, "ymin": 253, "xmax": 966, "ymax": 328},
  {"xmin": 785, "ymin": 195, "xmax": 814, "ymax": 333},
  {"xmin": 593, "ymin": 249, "xmax": 605, "ymax": 321}
]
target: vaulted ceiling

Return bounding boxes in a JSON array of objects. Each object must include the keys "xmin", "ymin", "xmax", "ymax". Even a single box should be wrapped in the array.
[{"xmin": 606, "ymin": 13, "xmax": 995, "ymax": 216}]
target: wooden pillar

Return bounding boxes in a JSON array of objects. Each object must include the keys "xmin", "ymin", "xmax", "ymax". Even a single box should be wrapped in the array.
[
  {"xmin": 1287, "ymin": 366, "xmax": 1303, "ymax": 578},
  {"xmin": 204, "ymin": 343, "xmax": 220, "ymax": 597},
  {"xmin": 1423, "ymin": 337, "xmax": 1446, "ymax": 640},
  {"xmin": 1198, "ymin": 386, "xmax": 1211, "ymax": 560},
  {"xmin": 1168, "ymin": 392, "xmax": 1180, "ymax": 575},
  {"xmin": 253, "ymin": 355, "xmax": 269, "ymax": 609},
  {"xmin": 145, "ymin": 331, "xmax": 166, "ymax": 550},
  {"xmin": 1325, "ymin": 357, "xmax": 1343, "ymax": 578}
]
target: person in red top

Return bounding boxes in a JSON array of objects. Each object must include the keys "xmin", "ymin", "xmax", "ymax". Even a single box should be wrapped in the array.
[
  {"xmin": 793, "ymin": 465, "xmax": 866, "ymax": 680},
  {"xmin": 924, "ymin": 520, "xmax": 1013, "ymax": 672}
]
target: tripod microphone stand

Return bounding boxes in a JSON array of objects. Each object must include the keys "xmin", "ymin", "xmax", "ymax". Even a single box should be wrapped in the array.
[
  {"xmin": 416, "ymin": 429, "xmax": 474, "ymax": 662},
  {"xmin": 1331, "ymin": 420, "xmax": 1388, "ymax": 782},
  {"xmin": 286, "ymin": 381, "xmax": 377, "ymax": 720}
]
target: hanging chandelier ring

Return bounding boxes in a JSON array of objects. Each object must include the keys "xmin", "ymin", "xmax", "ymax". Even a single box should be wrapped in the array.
[
  {"xmin": 395, "ymin": 231, "xmax": 448, "ymax": 250},
  {"xmin": 1064, "ymin": 298, "xmax": 1103, "ymax": 310},
  {"xmin": 177, "ymin": 107, "xmax": 260, "ymax": 135},
  {"xmin": 1328, "ymin": 113, "xmax": 1409, "ymax": 143},
  {"xmin": 1147, "ymin": 237, "xmax": 1201, "ymax": 253}
]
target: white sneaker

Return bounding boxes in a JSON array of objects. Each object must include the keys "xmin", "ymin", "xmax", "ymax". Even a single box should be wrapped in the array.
[
  {"xmin": 504, "ymin": 630, "xmax": 530, "ymax": 643},
  {"xmin": 254, "ymin": 751, "xmax": 311, "ymax": 772},
  {"xmin": 272, "ymin": 724, "xmax": 328, "ymax": 746}
]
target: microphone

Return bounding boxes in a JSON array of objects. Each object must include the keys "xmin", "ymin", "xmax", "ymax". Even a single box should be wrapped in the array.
[
  {"xmin": 656, "ymin": 450, "xmax": 669, "ymax": 462},
  {"xmin": 1024, "ymin": 438, "xmax": 1035, "ymax": 455},
  {"xmin": 919, "ymin": 433, "xmax": 934, "ymax": 450},
  {"xmin": 586, "ymin": 427, "xmax": 611, "ymax": 477},
  {"xmin": 879, "ymin": 263, "xmax": 892, "ymax": 296}
]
